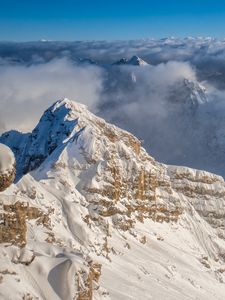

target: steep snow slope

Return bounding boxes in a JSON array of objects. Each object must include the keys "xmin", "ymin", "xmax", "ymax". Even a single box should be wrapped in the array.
[{"xmin": 1, "ymin": 99, "xmax": 225, "ymax": 299}]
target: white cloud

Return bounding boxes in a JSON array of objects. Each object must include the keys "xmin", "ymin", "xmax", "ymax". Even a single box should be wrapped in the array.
[
  {"xmin": 1, "ymin": 39, "xmax": 225, "ymax": 176},
  {"xmin": 0, "ymin": 58, "xmax": 103, "ymax": 132}
]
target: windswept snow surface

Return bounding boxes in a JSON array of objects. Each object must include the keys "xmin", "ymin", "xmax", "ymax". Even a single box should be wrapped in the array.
[{"xmin": 1, "ymin": 99, "xmax": 225, "ymax": 299}]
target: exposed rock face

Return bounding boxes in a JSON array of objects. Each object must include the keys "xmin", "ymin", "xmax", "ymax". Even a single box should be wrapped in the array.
[
  {"xmin": 0, "ymin": 144, "xmax": 16, "ymax": 191},
  {"xmin": 76, "ymin": 262, "xmax": 102, "ymax": 300},
  {"xmin": 1, "ymin": 99, "xmax": 225, "ymax": 299},
  {"xmin": 0, "ymin": 167, "xmax": 15, "ymax": 192},
  {"xmin": 169, "ymin": 166, "xmax": 225, "ymax": 237},
  {"xmin": 0, "ymin": 199, "xmax": 52, "ymax": 246}
]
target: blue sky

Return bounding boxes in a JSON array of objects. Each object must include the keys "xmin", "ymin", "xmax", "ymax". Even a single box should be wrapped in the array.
[{"xmin": 1, "ymin": 0, "xmax": 225, "ymax": 40}]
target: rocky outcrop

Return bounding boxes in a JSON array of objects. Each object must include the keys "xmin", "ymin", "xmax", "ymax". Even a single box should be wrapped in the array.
[
  {"xmin": 0, "ymin": 198, "xmax": 52, "ymax": 246},
  {"xmin": 76, "ymin": 262, "xmax": 102, "ymax": 300},
  {"xmin": 0, "ymin": 144, "xmax": 16, "ymax": 191},
  {"xmin": 169, "ymin": 166, "xmax": 225, "ymax": 237},
  {"xmin": 0, "ymin": 166, "xmax": 16, "ymax": 192}
]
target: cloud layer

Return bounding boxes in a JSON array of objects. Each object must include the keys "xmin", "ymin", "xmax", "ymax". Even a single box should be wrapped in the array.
[
  {"xmin": 1, "ymin": 38, "xmax": 225, "ymax": 176},
  {"xmin": 0, "ymin": 58, "xmax": 103, "ymax": 132}
]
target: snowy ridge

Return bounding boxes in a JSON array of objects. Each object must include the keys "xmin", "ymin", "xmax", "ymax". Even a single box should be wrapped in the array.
[{"xmin": 1, "ymin": 99, "xmax": 225, "ymax": 299}]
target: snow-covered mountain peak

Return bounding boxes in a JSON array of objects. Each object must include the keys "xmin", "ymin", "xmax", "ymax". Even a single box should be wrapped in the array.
[
  {"xmin": 168, "ymin": 78, "xmax": 208, "ymax": 108},
  {"xmin": 183, "ymin": 78, "xmax": 207, "ymax": 104},
  {"xmin": 0, "ymin": 97, "xmax": 145, "ymax": 180},
  {"xmin": 1, "ymin": 99, "xmax": 225, "ymax": 299},
  {"xmin": 128, "ymin": 55, "xmax": 149, "ymax": 66},
  {"xmin": 51, "ymin": 97, "xmax": 87, "ymax": 114},
  {"xmin": 113, "ymin": 55, "xmax": 149, "ymax": 66}
]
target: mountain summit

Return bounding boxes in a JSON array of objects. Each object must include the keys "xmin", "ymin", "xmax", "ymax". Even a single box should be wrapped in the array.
[
  {"xmin": 113, "ymin": 55, "xmax": 149, "ymax": 66},
  {"xmin": 1, "ymin": 98, "xmax": 225, "ymax": 299}
]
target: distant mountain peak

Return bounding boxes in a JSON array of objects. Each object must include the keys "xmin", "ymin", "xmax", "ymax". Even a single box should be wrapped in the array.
[
  {"xmin": 128, "ymin": 55, "xmax": 149, "ymax": 66},
  {"xmin": 113, "ymin": 55, "xmax": 149, "ymax": 66}
]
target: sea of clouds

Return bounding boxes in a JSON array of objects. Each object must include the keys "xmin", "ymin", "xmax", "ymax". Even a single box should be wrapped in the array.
[{"xmin": 1, "ymin": 38, "xmax": 225, "ymax": 175}]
